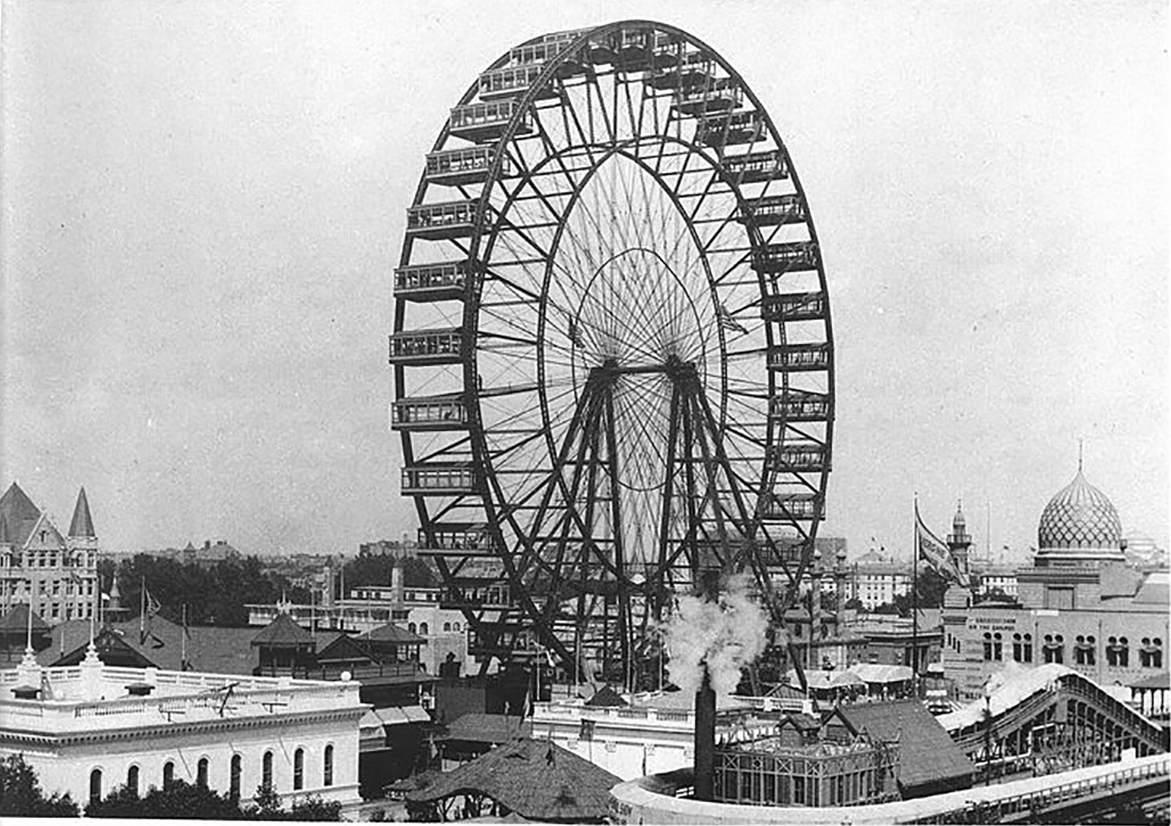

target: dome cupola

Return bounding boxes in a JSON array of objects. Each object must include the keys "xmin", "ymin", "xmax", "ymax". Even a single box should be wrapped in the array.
[{"xmin": 1035, "ymin": 461, "xmax": 1124, "ymax": 567}]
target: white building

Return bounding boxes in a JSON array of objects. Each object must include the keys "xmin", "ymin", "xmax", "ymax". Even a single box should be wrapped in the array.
[
  {"xmin": 846, "ymin": 550, "xmax": 912, "ymax": 609},
  {"xmin": 531, "ymin": 690, "xmax": 754, "ymax": 781},
  {"xmin": 0, "ymin": 644, "xmax": 366, "ymax": 813}
]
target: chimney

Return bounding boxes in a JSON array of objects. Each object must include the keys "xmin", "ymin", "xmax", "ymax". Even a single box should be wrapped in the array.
[{"xmin": 693, "ymin": 569, "xmax": 720, "ymax": 801}]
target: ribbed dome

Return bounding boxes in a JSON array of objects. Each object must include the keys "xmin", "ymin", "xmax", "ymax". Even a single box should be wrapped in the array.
[{"xmin": 1037, "ymin": 470, "xmax": 1121, "ymax": 551}]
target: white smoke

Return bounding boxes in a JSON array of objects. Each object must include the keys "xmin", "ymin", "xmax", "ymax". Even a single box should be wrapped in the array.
[{"xmin": 662, "ymin": 574, "xmax": 769, "ymax": 696}]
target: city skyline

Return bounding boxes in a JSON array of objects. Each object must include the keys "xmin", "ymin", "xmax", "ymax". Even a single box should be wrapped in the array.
[{"xmin": 2, "ymin": 1, "xmax": 1167, "ymax": 557}]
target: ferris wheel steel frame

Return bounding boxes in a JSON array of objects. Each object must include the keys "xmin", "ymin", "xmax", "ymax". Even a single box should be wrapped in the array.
[{"xmin": 391, "ymin": 20, "xmax": 835, "ymax": 689}]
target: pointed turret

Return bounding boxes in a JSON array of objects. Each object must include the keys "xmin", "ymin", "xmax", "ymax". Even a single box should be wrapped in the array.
[{"xmin": 69, "ymin": 487, "xmax": 96, "ymax": 538}]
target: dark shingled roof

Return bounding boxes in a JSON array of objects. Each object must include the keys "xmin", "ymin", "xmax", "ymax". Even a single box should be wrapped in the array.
[
  {"xmin": 0, "ymin": 482, "xmax": 43, "ymax": 548},
  {"xmin": 584, "ymin": 685, "xmax": 628, "ymax": 707},
  {"xmin": 408, "ymin": 738, "xmax": 620, "ymax": 822},
  {"xmin": 0, "ymin": 603, "xmax": 50, "ymax": 634},
  {"xmin": 358, "ymin": 623, "xmax": 426, "ymax": 645},
  {"xmin": 444, "ymin": 713, "xmax": 531, "ymax": 744},
  {"xmin": 251, "ymin": 613, "xmax": 315, "ymax": 647},
  {"xmin": 68, "ymin": 487, "xmax": 95, "ymax": 538},
  {"xmin": 40, "ymin": 616, "xmax": 259, "ymax": 674},
  {"xmin": 838, "ymin": 700, "xmax": 974, "ymax": 795}
]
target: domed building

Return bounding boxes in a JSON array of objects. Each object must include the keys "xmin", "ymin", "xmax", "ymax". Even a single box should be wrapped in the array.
[
  {"xmin": 1034, "ymin": 467, "xmax": 1126, "ymax": 568},
  {"xmin": 941, "ymin": 464, "xmax": 1168, "ymax": 701}
]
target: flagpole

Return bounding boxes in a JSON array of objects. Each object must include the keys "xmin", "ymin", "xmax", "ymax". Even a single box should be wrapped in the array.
[
  {"xmin": 912, "ymin": 495, "xmax": 919, "ymax": 699},
  {"xmin": 182, "ymin": 604, "xmax": 188, "ymax": 670},
  {"xmin": 140, "ymin": 576, "xmax": 146, "ymax": 642}
]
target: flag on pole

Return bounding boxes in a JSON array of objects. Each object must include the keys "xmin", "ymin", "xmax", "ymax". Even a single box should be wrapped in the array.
[
  {"xmin": 716, "ymin": 301, "xmax": 748, "ymax": 335},
  {"xmin": 915, "ymin": 503, "xmax": 965, "ymax": 586}
]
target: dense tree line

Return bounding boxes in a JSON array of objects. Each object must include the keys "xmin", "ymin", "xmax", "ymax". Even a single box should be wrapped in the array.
[
  {"xmin": 109, "ymin": 555, "xmax": 306, "ymax": 627},
  {"xmin": 86, "ymin": 780, "xmax": 342, "ymax": 820},
  {"xmin": 0, "ymin": 754, "xmax": 80, "ymax": 817},
  {"xmin": 341, "ymin": 554, "xmax": 438, "ymax": 591}
]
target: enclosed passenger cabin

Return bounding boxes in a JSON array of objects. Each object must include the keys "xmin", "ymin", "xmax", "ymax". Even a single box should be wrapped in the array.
[
  {"xmin": 739, "ymin": 194, "xmax": 807, "ymax": 227},
  {"xmin": 768, "ymin": 342, "xmax": 832, "ymax": 372},
  {"xmin": 769, "ymin": 441, "xmax": 828, "ymax": 472},
  {"xmin": 752, "ymin": 241, "xmax": 820, "ymax": 273},
  {"xmin": 673, "ymin": 77, "xmax": 742, "ymax": 116},
  {"xmin": 417, "ymin": 523, "xmax": 494, "ymax": 555},
  {"xmin": 770, "ymin": 390, "xmax": 832, "ymax": 422},
  {"xmin": 449, "ymin": 100, "xmax": 531, "ymax": 143},
  {"xmin": 441, "ymin": 575, "xmax": 515, "ymax": 611},
  {"xmin": 761, "ymin": 493, "xmax": 823, "ymax": 521},
  {"xmin": 760, "ymin": 291, "xmax": 827, "ymax": 322},
  {"xmin": 391, "ymin": 395, "xmax": 467, "ymax": 431},
  {"xmin": 509, "ymin": 41, "xmax": 588, "ymax": 79},
  {"xmin": 394, "ymin": 260, "xmax": 473, "ymax": 302},
  {"xmin": 406, "ymin": 200, "xmax": 482, "ymax": 241},
  {"xmin": 388, "ymin": 329, "xmax": 462, "ymax": 365},
  {"xmin": 722, "ymin": 150, "xmax": 789, "ymax": 184},
  {"xmin": 425, "ymin": 147, "xmax": 508, "ymax": 187},
  {"xmin": 401, "ymin": 463, "xmax": 479, "ymax": 496},
  {"xmin": 647, "ymin": 50, "xmax": 712, "ymax": 89},
  {"xmin": 694, "ymin": 110, "xmax": 766, "ymax": 147},
  {"xmin": 479, "ymin": 65, "xmax": 558, "ymax": 101}
]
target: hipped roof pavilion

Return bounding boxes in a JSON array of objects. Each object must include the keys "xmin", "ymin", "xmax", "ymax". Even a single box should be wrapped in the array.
[{"xmin": 407, "ymin": 737, "xmax": 621, "ymax": 823}]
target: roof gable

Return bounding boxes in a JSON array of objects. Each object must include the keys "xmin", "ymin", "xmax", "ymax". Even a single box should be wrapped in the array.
[
  {"xmin": 0, "ymin": 483, "xmax": 42, "ymax": 548},
  {"xmin": 0, "ymin": 603, "xmax": 50, "ymax": 634},
  {"xmin": 251, "ymin": 613, "xmax": 315, "ymax": 647},
  {"xmin": 408, "ymin": 737, "xmax": 620, "ymax": 820}
]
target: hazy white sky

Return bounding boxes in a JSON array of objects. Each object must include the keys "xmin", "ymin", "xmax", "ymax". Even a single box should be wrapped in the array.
[{"xmin": 2, "ymin": 0, "xmax": 1167, "ymax": 559}]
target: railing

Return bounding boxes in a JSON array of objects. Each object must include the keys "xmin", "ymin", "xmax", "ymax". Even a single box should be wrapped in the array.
[{"xmin": 913, "ymin": 756, "xmax": 1170, "ymax": 824}]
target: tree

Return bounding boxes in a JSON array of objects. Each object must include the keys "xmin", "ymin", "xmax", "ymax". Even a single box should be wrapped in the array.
[
  {"xmin": 0, "ymin": 753, "xmax": 80, "ymax": 817},
  {"xmin": 87, "ymin": 780, "xmax": 242, "ymax": 820},
  {"xmin": 241, "ymin": 785, "xmax": 343, "ymax": 821},
  {"xmin": 843, "ymin": 597, "xmax": 864, "ymax": 612},
  {"xmin": 289, "ymin": 795, "xmax": 343, "ymax": 821}
]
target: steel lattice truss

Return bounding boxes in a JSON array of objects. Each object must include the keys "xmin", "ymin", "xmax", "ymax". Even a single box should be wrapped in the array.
[{"xmin": 390, "ymin": 21, "xmax": 834, "ymax": 688}]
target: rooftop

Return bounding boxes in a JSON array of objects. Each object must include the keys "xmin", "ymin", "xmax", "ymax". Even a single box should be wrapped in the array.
[
  {"xmin": 1, "ymin": 658, "xmax": 364, "ymax": 737},
  {"xmin": 408, "ymin": 737, "xmax": 620, "ymax": 822}
]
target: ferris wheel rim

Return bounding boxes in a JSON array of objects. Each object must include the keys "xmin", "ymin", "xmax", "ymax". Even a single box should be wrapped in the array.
[{"xmin": 393, "ymin": 20, "xmax": 835, "ymax": 675}]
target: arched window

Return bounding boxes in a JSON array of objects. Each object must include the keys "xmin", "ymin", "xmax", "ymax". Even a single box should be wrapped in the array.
[
  {"xmin": 230, "ymin": 755, "xmax": 242, "ymax": 800},
  {"xmin": 127, "ymin": 765, "xmax": 139, "ymax": 796},
  {"xmin": 89, "ymin": 768, "xmax": 102, "ymax": 804},
  {"xmin": 293, "ymin": 748, "xmax": 304, "ymax": 791},
  {"xmin": 454, "ymin": 622, "xmax": 461, "ymax": 632},
  {"xmin": 983, "ymin": 632, "xmax": 993, "ymax": 661},
  {"xmin": 443, "ymin": 622, "xmax": 452, "ymax": 632},
  {"xmin": 419, "ymin": 622, "xmax": 429, "ymax": 635},
  {"xmin": 993, "ymin": 632, "xmax": 1003, "ymax": 661},
  {"xmin": 197, "ymin": 757, "xmax": 209, "ymax": 789},
  {"xmin": 1023, "ymin": 633, "xmax": 1033, "ymax": 663},
  {"xmin": 323, "ymin": 745, "xmax": 334, "ymax": 787},
  {"xmin": 408, "ymin": 622, "xmax": 417, "ymax": 633},
  {"xmin": 163, "ymin": 761, "xmax": 175, "ymax": 789},
  {"xmin": 262, "ymin": 751, "xmax": 274, "ymax": 792}
]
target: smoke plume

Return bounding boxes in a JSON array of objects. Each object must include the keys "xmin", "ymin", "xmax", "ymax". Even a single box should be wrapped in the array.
[{"xmin": 662, "ymin": 574, "xmax": 769, "ymax": 696}]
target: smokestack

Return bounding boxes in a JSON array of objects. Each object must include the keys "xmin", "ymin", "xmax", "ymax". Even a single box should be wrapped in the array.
[
  {"xmin": 391, "ymin": 562, "xmax": 404, "ymax": 605},
  {"xmin": 693, "ymin": 569, "xmax": 720, "ymax": 801}
]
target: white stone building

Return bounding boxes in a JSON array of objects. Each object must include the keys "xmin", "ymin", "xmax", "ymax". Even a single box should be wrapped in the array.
[
  {"xmin": 531, "ymin": 690, "xmax": 753, "ymax": 781},
  {"xmin": 0, "ymin": 645, "xmax": 366, "ymax": 813}
]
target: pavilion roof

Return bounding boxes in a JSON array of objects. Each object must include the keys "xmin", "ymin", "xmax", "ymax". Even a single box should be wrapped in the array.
[{"xmin": 407, "ymin": 738, "xmax": 620, "ymax": 822}]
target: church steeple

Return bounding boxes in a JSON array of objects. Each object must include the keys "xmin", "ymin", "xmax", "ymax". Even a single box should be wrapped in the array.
[{"xmin": 68, "ymin": 487, "xmax": 95, "ymax": 539}]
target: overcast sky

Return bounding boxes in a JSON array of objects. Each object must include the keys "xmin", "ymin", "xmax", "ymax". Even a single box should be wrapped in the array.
[{"xmin": 2, "ymin": 0, "xmax": 1167, "ymax": 560}]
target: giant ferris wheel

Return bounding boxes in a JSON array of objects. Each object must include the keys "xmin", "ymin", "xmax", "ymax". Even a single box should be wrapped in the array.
[{"xmin": 390, "ymin": 21, "xmax": 834, "ymax": 688}]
